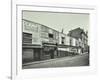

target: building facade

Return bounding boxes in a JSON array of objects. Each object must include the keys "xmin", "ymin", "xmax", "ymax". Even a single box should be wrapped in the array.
[
  {"xmin": 22, "ymin": 19, "xmax": 65, "ymax": 63},
  {"xmin": 22, "ymin": 19, "xmax": 89, "ymax": 64},
  {"xmin": 67, "ymin": 28, "xmax": 89, "ymax": 54},
  {"xmin": 22, "ymin": 19, "xmax": 42, "ymax": 63}
]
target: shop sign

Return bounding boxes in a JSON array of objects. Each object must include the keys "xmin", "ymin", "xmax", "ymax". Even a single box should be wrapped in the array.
[
  {"xmin": 23, "ymin": 20, "xmax": 38, "ymax": 32},
  {"xmin": 58, "ymin": 48, "xmax": 68, "ymax": 51}
]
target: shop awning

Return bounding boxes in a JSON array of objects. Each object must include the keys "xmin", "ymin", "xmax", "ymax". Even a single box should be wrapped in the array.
[
  {"xmin": 58, "ymin": 44, "xmax": 81, "ymax": 48},
  {"xmin": 58, "ymin": 48, "xmax": 69, "ymax": 51},
  {"xmin": 43, "ymin": 44, "xmax": 56, "ymax": 47},
  {"xmin": 22, "ymin": 44, "xmax": 42, "ymax": 48},
  {"xmin": 42, "ymin": 42, "xmax": 57, "ymax": 47}
]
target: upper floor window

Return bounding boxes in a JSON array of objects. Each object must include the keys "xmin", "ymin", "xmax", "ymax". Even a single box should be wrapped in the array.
[
  {"xmin": 61, "ymin": 37, "xmax": 65, "ymax": 44},
  {"xmin": 48, "ymin": 33, "xmax": 54, "ymax": 38},
  {"xmin": 23, "ymin": 32, "xmax": 32, "ymax": 44},
  {"xmin": 70, "ymin": 38, "xmax": 73, "ymax": 46}
]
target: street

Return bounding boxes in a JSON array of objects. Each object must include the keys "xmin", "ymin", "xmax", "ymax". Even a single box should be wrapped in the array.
[{"xmin": 23, "ymin": 53, "xmax": 89, "ymax": 69}]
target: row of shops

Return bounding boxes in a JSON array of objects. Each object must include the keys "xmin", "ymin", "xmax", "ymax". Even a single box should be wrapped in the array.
[
  {"xmin": 22, "ymin": 19, "xmax": 89, "ymax": 64},
  {"xmin": 22, "ymin": 43, "xmax": 84, "ymax": 64}
]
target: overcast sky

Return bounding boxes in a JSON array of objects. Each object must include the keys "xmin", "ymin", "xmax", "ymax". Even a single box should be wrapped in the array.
[{"xmin": 22, "ymin": 11, "xmax": 89, "ymax": 34}]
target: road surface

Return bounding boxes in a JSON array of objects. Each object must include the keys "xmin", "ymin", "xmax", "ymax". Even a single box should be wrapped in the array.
[{"xmin": 23, "ymin": 53, "xmax": 89, "ymax": 69}]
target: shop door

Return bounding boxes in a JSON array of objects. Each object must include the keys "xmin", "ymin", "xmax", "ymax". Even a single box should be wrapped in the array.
[
  {"xmin": 34, "ymin": 49, "xmax": 40, "ymax": 61},
  {"xmin": 50, "ymin": 50, "xmax": 54, "ymax": 59}
]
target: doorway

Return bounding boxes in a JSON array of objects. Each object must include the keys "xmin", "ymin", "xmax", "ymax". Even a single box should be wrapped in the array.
[
  {"xmin": 50, "ymin": 50, "xmax": 54, "ymax": 59},
  {"xmin": 34, "ymin": 49, "xmax": 40, "ymax": 61}
]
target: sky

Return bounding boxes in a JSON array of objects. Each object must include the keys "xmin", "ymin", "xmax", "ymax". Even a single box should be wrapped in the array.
[{"xmin": 22, "ymin": 11, "xmax": 89, "ymax": 34}]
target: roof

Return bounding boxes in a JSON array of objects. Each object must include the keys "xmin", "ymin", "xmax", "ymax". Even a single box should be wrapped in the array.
[{"xmin": 67, "ymin": 27, "xmax": 88, "ymax": 39}]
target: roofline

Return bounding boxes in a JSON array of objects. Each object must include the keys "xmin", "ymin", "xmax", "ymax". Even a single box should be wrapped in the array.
[
  {"xmin": 68, "ymin": 27, "xmax": 88, "ymax": 37},
  {"xmin": 22, "ymin": 19, "xmax": 67, "ymax": 35}
]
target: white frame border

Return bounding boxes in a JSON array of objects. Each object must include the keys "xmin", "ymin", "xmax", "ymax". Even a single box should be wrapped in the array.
[{"xmin": 11, "ymin": 3, "xmax": 97, "ymax": 80}]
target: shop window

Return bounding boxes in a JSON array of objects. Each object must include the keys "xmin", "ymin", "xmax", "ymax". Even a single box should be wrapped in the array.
[
  {"xmin": 23, "ymin": 32, "xmax": 32, "ymax": 44},
  {"xmin": 45, "ymin": 52, "xmax": 50, "ymax": 55}
]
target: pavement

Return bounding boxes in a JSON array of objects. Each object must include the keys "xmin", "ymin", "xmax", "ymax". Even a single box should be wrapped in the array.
[{"xmin": 22, "ymin": 53, "xmax": 89, "ymax": 69}]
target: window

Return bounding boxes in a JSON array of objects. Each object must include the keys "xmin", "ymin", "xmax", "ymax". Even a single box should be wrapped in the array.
[
  {"xmin": 48, "ymin": 33, "xmax": 54, "ymax": 38},
  {"xmin": 70, "ymin": 38, "xmax": 73, "ymax": 46},
  {"xmin": 23, "ymin": 32, "xmax": 32, "ymax": 44},
  {"xmin": 75, "ymin": 40, "xmax": 78, "ymax": 46},
  {"xmin": 61, "ymin": 37, "xmax": 65, "ymax": 44}
]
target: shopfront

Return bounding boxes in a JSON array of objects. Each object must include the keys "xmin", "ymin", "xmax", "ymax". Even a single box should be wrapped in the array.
[
  {"xmin": 42, "ymin": 43, "xmax": 58, "ymax": 60},
  {"xmin": 22, "ymin": 44, "xmax": 42, "ymax": 64}
]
